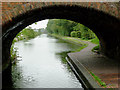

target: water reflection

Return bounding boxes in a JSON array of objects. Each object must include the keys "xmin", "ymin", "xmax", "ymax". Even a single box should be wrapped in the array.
[{"xmin": 11, "ymin": 34, "xmax": 83, "ymax": 88}]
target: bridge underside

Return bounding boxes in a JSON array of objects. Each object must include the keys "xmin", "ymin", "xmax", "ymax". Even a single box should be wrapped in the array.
[{"xmin": 2, "ymin": 5, "xmax": 120, "ymax": 70}]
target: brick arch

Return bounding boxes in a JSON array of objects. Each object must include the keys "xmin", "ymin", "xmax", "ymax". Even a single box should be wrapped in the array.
[{"xmin": 2, "ymin": 2, "xmax": 120, "ymax": 70}]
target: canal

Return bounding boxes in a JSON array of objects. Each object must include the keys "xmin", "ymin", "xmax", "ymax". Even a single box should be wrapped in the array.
[{"xmin": 11, "ymin": 34, "xmax": 83, "ymax": 88}]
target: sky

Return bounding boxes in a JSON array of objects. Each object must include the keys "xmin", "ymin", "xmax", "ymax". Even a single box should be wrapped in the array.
[{"xmin": 27, "ymin": 19, "xmax": 49, "ymax": 29}]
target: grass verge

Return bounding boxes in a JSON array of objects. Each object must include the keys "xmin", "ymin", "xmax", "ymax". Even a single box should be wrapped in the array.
[
  {"xmin": 50, "ymin": 34, "xmax": 88, "ymax": 52},
  {"xmin": 88, "ymin": 37, "xmax": 100, "ymax": 53},
  {"xmin": 88, "ymin": 37, "xmax": 99, "ymax": 44},
  {"xmin": 90, "ymin": 71, "xmax": 107, "ymax": 88},
  {"xmin": 50, "ymin": 34, "xmax": 106, "ymax": 88}
]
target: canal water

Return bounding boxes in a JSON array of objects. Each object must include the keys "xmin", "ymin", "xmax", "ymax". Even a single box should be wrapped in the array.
[{"xmin": 11, "ymin": 34, "xmax": 83, "ymax": 88}]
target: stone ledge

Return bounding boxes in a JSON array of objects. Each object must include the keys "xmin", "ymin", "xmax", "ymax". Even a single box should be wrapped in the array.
[{"xmin": 66, "ymin": 54, "xmax": 101, "ymax": 89}]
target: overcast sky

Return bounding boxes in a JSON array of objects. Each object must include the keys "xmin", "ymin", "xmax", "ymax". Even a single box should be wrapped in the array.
[{"xmin": 27, "ymin": 19, "xmax": 49, "ymax": 29}]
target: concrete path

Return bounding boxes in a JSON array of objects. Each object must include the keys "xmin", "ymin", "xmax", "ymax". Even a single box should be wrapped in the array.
[{"xmin": 68, "ymin": 39, "xmax": 119, "ymax": 88}]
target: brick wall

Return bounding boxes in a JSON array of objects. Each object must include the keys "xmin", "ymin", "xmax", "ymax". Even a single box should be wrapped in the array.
[{"xmin": 1, "ymin": 2, "xmax": 120, "ymax": 26}]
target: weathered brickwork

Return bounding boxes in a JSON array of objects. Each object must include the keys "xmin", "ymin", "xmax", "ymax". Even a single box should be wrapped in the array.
[
  {"xmin": 1, "ymin": 2, "xmax": 120, "ymax": 71},
  {"xmin": 1, "ymin": 2, "xmax": 120, "ymax": 26}
]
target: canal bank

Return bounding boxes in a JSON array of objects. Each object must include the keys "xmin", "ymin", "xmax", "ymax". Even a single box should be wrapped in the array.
[
  {"xmin": 49, "ymin": 34, "xmax": 88, "ymax": 52},
  {"xmin": 49, "ymin": 34, "xmax": 101, "ymax": 89},
  {"xmin": 50, "ymin": 34, "xmax": 119, "ymax": 89},
  {"xmin": 3, "ymin": 34, "xmax": 83, "ymax": 88}
]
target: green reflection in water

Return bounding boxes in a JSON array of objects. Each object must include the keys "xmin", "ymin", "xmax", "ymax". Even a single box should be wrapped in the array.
[
  {"xmin": 8, "ymin": 34, "xmax": 82, "ymax": 88},
  {"xmin": 56, "ymin": 51, "xmax": 71, "ymax": 71},
  {"xmin": 56, "ymin": 51, "xmax": 71, "ymax": 64}
]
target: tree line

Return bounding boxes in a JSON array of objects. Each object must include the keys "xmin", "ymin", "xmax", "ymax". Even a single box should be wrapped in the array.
[
  {"xmin": 14, "ymin": 27, "xmax": 41, "ymax": 42},
  {"xmin": 46, "ymin": 19, "xmax": 96, "ymax": 40}
]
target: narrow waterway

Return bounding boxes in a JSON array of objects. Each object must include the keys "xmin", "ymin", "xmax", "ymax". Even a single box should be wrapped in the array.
[{"xmin": 11, "ymin": 34, "xmax": 83, "ymax": 88}]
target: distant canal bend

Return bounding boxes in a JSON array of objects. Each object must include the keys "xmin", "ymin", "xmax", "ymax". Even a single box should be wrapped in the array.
[{"xmin": 10, "ymin": 34, "xmax": 83, "ymax": 88}]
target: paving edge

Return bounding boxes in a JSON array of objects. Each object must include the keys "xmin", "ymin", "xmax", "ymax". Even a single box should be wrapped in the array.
[{"xmin": 66, "ymin": 54, "xmax": 101, "ymax": 90}]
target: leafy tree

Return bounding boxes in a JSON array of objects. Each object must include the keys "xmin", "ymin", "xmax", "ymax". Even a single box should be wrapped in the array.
[
  {"xmin": 14, "ymin": 27, "xmax": 41, "ymax": 42},
  {"xmin": 73, "ymin": 23, "xmax": 95, "ymax": 39},
  {"xmin": 46, "ymin": 19, "xmax": 96, "ymax": 40},
  {"xmin": 46, "ymin": 19, "xmax": 77, "ymax": 36},
  {"xmin": 71, "ymin": 31, "xmax": 77, "ymax": 37}
]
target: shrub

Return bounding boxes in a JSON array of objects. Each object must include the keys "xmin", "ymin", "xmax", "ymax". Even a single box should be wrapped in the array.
[
  {"xmin": 71, "ymin": 31, "xmax": 81, "ymax": 38},
  {"xmin": 90, "ymin": 37, "xmax": 99, "ymax": 44},
  {"xmin": 71, "ymin": 31, "xmax": 76, "ymax": 37},
  {"xmin": 92, "ymin": 45, "xmax": 100, "ymax": 53},
  {"xmin": 76, "ymin": 31, "xmax": 81, "ymax": 38}
]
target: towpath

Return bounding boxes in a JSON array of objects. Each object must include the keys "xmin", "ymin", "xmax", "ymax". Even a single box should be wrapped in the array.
[{"xmin": 67, "ymin": 37, "xmax": 119, "ymax": 88}]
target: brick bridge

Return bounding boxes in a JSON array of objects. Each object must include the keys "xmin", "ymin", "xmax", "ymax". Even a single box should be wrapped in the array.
[{"xmin": 1, "ymin": 2, "xmax": 120, "ymax": 71}]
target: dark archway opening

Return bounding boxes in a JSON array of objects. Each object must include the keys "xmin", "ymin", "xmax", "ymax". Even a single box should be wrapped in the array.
[
  {"xmin": 5, "ymin": 19, "xmax": 92, "ymax": 88},
  {"xmin": 2, "ymin": 5, "xmax": 120, "ymax": 71}
]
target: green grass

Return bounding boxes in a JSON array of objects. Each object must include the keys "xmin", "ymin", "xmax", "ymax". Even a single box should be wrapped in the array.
[
  {"xmin": 61, "ymin": 37, "xmax": 88, "ymax": 52},
  {"xmin": 50, "ymin": 34, "xmax": 100, "ymax": 53},
  {"xmin": 64, "ymin": 37, "xmax": 87, "ymax": 46},
  {"xmin": 89, "ymin": 37, "xmax": 99, "ymax": 44},
  {"xmin": 49, "ymin": 34, "xmax": 107, "ymax": 88},
  {"xmin": 88, "ymin": 37, "xmax": 100, "ymax": 53},
  {"xmin": 72, "ymin": 45, "xmax": 87, "ymax": 52},
  {"xmin": 90, "ymin": 71, "xmax": 107, "ymax": 88},
  {"xmin": 92, "ymin": 45, "xmax": 100, "ymax": 53},
  {"xmin": 50, "ymin": 34, "xmax": 88, "ymax": 52}
]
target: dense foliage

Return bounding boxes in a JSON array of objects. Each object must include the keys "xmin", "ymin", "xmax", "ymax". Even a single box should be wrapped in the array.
[
  {"xmin": 46, "ymin": 19, "xmax": 100, "ymax": 53},
  {"xmin": 73, "ymin": 23, "xmax": 95, "ymax": 39},
  {"xmin": 46, "ymin": 19, "xmax": 77, "ymax": 36},
  {"xmin": 46, "ymin": 19, "xmax": 96, "ymax": 40},
  {"xmin": 14, "ymin": 27, "xmax": 41, "ymax": 42}
]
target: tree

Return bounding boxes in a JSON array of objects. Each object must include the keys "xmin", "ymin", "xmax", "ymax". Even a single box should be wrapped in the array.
[
  {"xmin": 46, "ymin": 19, "xmax": 96, "ymax": 40},
  {"xmin": 46, "ymin": 19, "xmax": 77, "ymax": 36}
]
